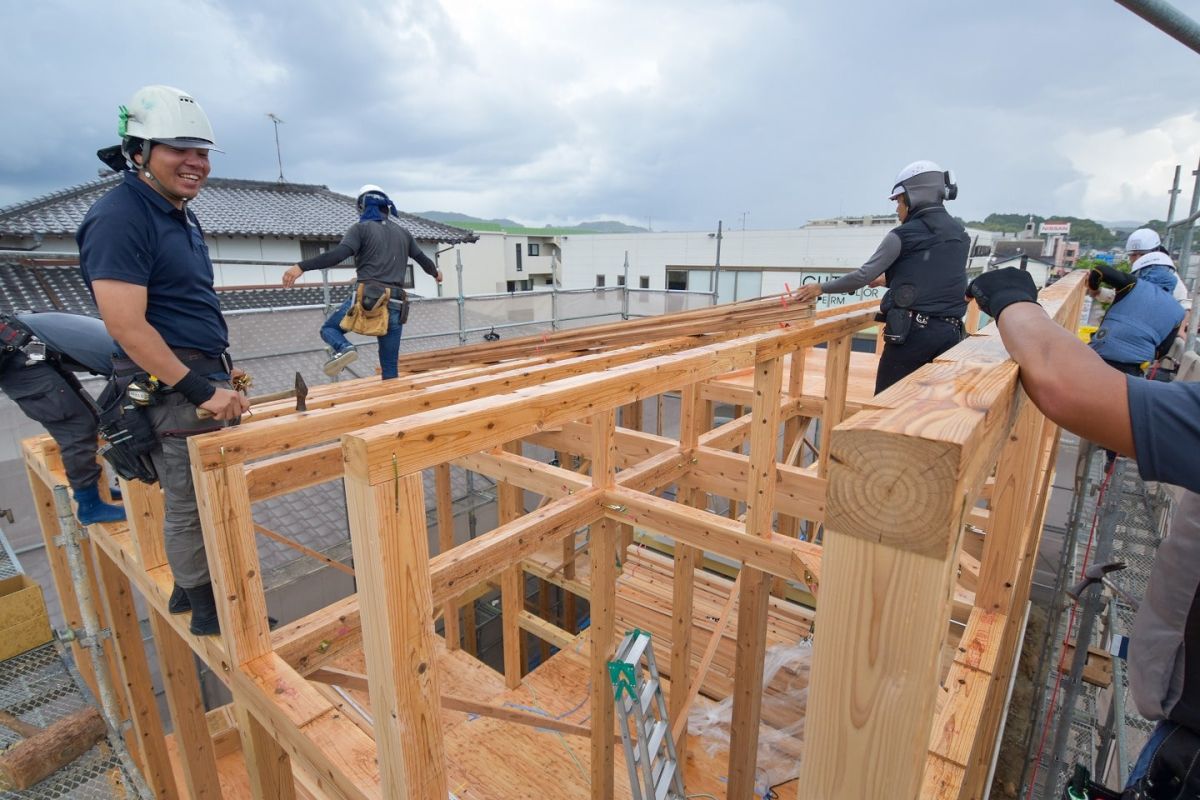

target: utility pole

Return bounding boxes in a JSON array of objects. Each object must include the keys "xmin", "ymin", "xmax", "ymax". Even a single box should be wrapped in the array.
[{"xmin": 266, "ymin": 113, "xmax": 286, "ymax": 183}]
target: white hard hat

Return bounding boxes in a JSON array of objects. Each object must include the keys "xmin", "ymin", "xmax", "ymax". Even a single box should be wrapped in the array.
[
  {"xmin": 1125, "ymin": 228, "xmax": 1161, "ymax": 253},
  {"xmin": 889, "ymin": 159, "xmax": 957, "ymax": 201},
  {"xmin": 120, "ymin": 85, "xmax": 220, "ymax": 151},
  {"xmin": 356, "ymin": 183, "xmax": 390, "ymax": 208}
]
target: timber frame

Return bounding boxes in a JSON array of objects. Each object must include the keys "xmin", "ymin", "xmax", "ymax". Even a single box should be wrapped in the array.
[{"xmin": 23, "ymin": 273, "xmax": 1085, "ymax": 799}]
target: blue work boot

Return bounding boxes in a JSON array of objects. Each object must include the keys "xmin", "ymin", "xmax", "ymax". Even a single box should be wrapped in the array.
[
  {"xmin": 73, "ymin": 484, "xmax": 126, "ymax": 525},
  {"xmin": 323, "ymin": 345, "xmax": 358, "ymax": 377}
]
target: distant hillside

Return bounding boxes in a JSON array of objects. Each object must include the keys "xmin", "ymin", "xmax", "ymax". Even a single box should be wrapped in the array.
[
  {"xmin": 418, "ymin": 211, "xmax": 647, "ymax": 234},
  {"xmin": 963, "ymin": 213, "xmax": 1165, "ymax": 250}
]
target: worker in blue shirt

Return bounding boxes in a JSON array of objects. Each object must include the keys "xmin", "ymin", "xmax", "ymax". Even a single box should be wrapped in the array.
[
  {"xmin": 79, "ymin": 85, "xmax": 248, "ymax": 636},
  {"xmin": 968, "ymin": 267, "xmax": 1200, "ymax": 798}
]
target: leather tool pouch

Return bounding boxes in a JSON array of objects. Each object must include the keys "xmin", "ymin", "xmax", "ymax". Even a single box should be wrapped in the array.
[
  {"xmin": 95, "ymin": 376, "xmax": 159, "ymax": 484},
  {"xmin": 340, "ymin": 282, "xmax": 392, "ymax": 336}
]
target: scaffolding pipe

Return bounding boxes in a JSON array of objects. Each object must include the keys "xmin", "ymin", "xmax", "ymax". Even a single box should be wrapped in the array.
[
  {"xmin": 1174, "ymin": 158, "xmax": 1200, "ymax": 288},
  {"xmin": 456, "ymin": 250, "xmax": 467, "ymax": 345},
  {"xmin": 1046, "ymin": 460, "xmax": 1124, "ymax": 794},
  {"xmin": 51, "ymin": 485, "xmax": 151, "ymax": 798},
  {"xmin": 1113, "ymin": 0, "xmax": 1200, "ymax": 55},
  {"xmin": 1165, "ymin": 164, "xmax": 1183, "ymax": 251},
  {"xmin": 622, "ymin": 251, "xmax": 631, "ymax": 320},
  {"xmin": 712, "ymin": 220, "xmax": 723, "ymax": 306}
]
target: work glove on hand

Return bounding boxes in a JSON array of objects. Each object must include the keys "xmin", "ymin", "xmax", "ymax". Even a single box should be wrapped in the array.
[
  {"xmin": 1087, "ymin": 268, "xmax": 1103, "ymax": 291},
  {"xmin": 966, "ymin": 268, "xmax": 1039, "ymax": 320}
]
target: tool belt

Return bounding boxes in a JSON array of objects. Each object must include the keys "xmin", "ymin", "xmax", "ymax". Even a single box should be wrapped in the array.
[
  {"xmin": 95, "ymin": 374, "xmax": 158, "ymax": 484},
  {"xmin": 112, "ymin": 348, "xmax": 231, "ymax": 379},
  {"xmin": 340, "ymin": 282, "xmax": 408, "ymax": 336},
  {"xmin": 874, "ymin": 310, "xmax": 964, "ymax": 346}
]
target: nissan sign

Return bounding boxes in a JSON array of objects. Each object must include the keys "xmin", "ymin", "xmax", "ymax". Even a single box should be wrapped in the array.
[{"xmin": 1040, "ymin": 222, "xmax": 1071, "ymax": 235}]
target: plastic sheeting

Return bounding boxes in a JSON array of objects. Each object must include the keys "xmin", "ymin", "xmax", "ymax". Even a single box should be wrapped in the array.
[{"xmin": 688, "ymin": 639, "xmax": 812, "ymax": 790}]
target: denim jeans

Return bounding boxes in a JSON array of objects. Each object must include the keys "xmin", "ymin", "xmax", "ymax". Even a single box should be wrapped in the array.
[{"xmin": 320, "ymin": 297, "xmax": 404, "ymax": 380}]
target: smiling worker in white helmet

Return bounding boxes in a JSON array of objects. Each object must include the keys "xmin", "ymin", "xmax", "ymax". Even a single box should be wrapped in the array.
[
  {"xmin": 794, "ymin": 160, "xmax": 971, "ymax": 393},
  {"xmin": 282, "ymin": 184, "xmax": 443, "ymax": 379},
  {"xmin": 78, "ymin": 85, "xmax": 249, "ymax": 637}
]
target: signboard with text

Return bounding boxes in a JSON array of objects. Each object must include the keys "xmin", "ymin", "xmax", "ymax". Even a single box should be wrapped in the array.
[{"xmin": 1039, "ymin": 222, "xmax": 1071, "ymax": 235}]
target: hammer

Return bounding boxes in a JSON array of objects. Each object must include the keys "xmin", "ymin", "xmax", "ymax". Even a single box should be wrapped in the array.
[
  {"xmin": 198, "ymin": 372, "xmax": 308, "ymax": 419},
  {"xmin": 1066, "ymin": 561, "xmax": 1139, "ymax": 609}
]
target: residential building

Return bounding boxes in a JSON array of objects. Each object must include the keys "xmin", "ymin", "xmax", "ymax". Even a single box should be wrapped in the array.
[{"xmin": 0, "ymin": 175, "xmax": 476, "ymax": 300}]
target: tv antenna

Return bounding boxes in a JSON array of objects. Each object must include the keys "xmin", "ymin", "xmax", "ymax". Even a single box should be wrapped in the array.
[{"xmin": 266, "ymin": 113, "xmax": 286, "ymax": 182}]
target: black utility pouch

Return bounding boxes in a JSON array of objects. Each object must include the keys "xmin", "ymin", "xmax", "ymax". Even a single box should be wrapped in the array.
[
  {"xmin": 883, "ymin": 308, "xmax": 913, "ymax": 345},
  {"xmin": 96, "ymin": 376, "xmax": 159, "ymax": 484},
  {"xmin": 361, "ymin": 282, "xmax": 389, "ymax": 312}
]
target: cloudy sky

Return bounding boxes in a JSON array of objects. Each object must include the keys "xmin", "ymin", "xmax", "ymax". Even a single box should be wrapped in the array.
[{"xmin": 2, "ymin": 0, "xmax": 1199, "ymax": 230}]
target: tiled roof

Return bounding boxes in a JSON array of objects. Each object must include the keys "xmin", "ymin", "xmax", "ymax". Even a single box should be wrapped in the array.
[
  {"xmin": 0, "ymin": 176, "xmax": 477, "ymax": 244},
  {"xmin": 0, "ymin": 261, "xmax": 352, "ymax": 316}
]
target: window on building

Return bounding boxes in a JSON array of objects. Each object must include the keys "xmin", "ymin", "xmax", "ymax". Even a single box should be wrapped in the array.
[
  {"xmin": 528, "ymin": 243, "xmax": 540, "ymax": 257},
  {"xmin": 596, "ymin": 274, "xmax": 606, "ymax": 287},
  {"xmin": 666, "ymin": 270, "xmax": 688, "ymax": 291},
  {"xmin": 299, "ymin": 239, "xmax": 352, "ymax": 267},
  {"xmin": 543, "ymin": 276, "xmax": 554, "ymax": 285},
  {"xmin": 515, "ymin": 243, "xmax": 523, "ymax": 272},
  {"xmin": 506, "ymin": 279, "xmax": 532, "ymax": 292},
  {"xmin": 617, "ymin": 275, "xmax": 626, "ymax": 287},
  {"xmin": 639, "ymin": 276, "xmax": 650, "ymax": 289}
]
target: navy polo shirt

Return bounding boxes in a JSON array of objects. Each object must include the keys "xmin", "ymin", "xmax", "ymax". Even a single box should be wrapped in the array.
[
  {"xmin": 1127, "ymin": 375, "xmax": 1200, "ymax": 493},
  {"xmin": 77, "ymin": 171, "xmax": 228, "ymax": 358}
]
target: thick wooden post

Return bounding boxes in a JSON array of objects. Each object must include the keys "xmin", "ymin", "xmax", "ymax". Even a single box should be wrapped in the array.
[
  {"xmin": 817, "ymin": 334, "xmax": 851, "ymax": 477},
  {"xmin": 343, "ymin": 464, "xmax": 448, "ymax": 800},
  {"xmin": 670, "ymin": 385, "xmax": 706, "ymax": 755},
  {"xmin": 499, "ymin": 442, "xmax": 525, "ymax": 688},
  {"xmin": 726, "ymin": 355, "xmax": 783, "ymax": 799},
  {"xmin": 801, "ymin": 352, "xmax": 1027, "ymax": 798},
  {"xmin": 193, "ymin": 463, "xmax": 295, "ymax": 799},
  {"xmin": 93, "ymin": 548, "xmax": 179, "ymax": 799},
  {"xmin": 147, "ymin": 612, "xmax": 222, "ymax": 799},
  {"xmin": 434, "ymin": 463, "xmax": 461, "ymax": 650},
  {"xmin": 590, "ymin": 410, "xmax": 618, "ymax": 799}
]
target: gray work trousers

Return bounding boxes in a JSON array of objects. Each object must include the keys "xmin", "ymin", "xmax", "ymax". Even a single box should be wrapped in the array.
[
  {"xmin": 146, "ymin": 380, "xmax": 231, "ymax": 589},
  {"xmin": 0, "ymin": 360, "xmax": 102, "ymax": 490}
]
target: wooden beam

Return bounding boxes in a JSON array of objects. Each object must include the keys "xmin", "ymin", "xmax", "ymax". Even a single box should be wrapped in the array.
[
  {"xmin": 254, "ymin": 522, "xmax": 354, "ymax": 577},
  {"xmin": 92, "ymin": 547, "xmax": 179, "ymax": 799},
  {"xmin": 434, "ymin": 463, "xmax": 460, "ymax": 650},
  {"xmin": 344, "ymin": 470, "xmax": 447, "ymax": 799},
  {"xmin": 727, "ymin": 355, "xmax": 783, "ymax": 800},
  {"xmin": 517, "ymin": 609, "xmax": 577, "ymax": 652},
  {"xmin": 602, "ymin": 487, "xmax": 821, "ymax": 590},
  {"xmin": 670, "ymin": 385, "xmax": 705, "ymax": 755},
  {"xmin": 689, "ymin": 446, "xmax": 826, "ymax": 523},
  {"xmin": 589, "ymin": 515, "xmax": 618, "ymax": 800},
  {"xmin": 147, "ymin": 611, "xmax": 223, "ymax": 799},
  {"xmin": 817, "ymin": 334, "xmax": 852, "ymax": 477}
]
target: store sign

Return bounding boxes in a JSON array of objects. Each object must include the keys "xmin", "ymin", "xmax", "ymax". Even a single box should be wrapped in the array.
[{"xmin": 1040, "ymin": 222, "xmax": 1071, "ymax": 235}]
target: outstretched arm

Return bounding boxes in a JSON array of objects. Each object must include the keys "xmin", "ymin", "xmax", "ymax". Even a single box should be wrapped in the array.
[{"xmin": 994, "ymin": 303, "xmax": 1134, "ymax": 456}]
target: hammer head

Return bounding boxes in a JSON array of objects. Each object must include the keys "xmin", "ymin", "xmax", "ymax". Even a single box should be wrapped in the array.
[{"xmin": 295, "ymin": 372, "xmax": 309, "ymax": 412}]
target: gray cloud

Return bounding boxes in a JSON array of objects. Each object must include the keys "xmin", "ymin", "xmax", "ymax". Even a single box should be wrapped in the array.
[{"xmin": 2, "ymin": 0, "xmax": 1198, "ymax": 229}]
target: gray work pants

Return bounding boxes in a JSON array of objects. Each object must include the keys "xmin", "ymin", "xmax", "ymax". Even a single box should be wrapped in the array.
[
  {"xmin": 146, "ymin": 381, "xmax": 231, "ymax": 589},
  {"xmin": 0, "ymin": 360, "xmax": 102, "ymax": 490}
]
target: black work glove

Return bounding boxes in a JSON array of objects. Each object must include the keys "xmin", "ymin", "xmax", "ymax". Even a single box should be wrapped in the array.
[
  {"xmin": 1088, "ymin": 268, "xmax": 1102, "ymax": 291},
  {"xmin": 966, "ymin": 268, "xmax": 1039, "ymax": 320}
]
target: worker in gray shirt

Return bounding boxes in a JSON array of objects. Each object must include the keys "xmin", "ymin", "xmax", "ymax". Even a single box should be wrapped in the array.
[
  {"xmin": 968, "ymin": 267, "xmax": 1200, "ymax": 798},
  {"xmin": 795, "ymin": 161, "xmax": 970, "ymax": 393},
  {"xmin": 283, "ymin": 184, "xmax": 442, "ymax": 379}
]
